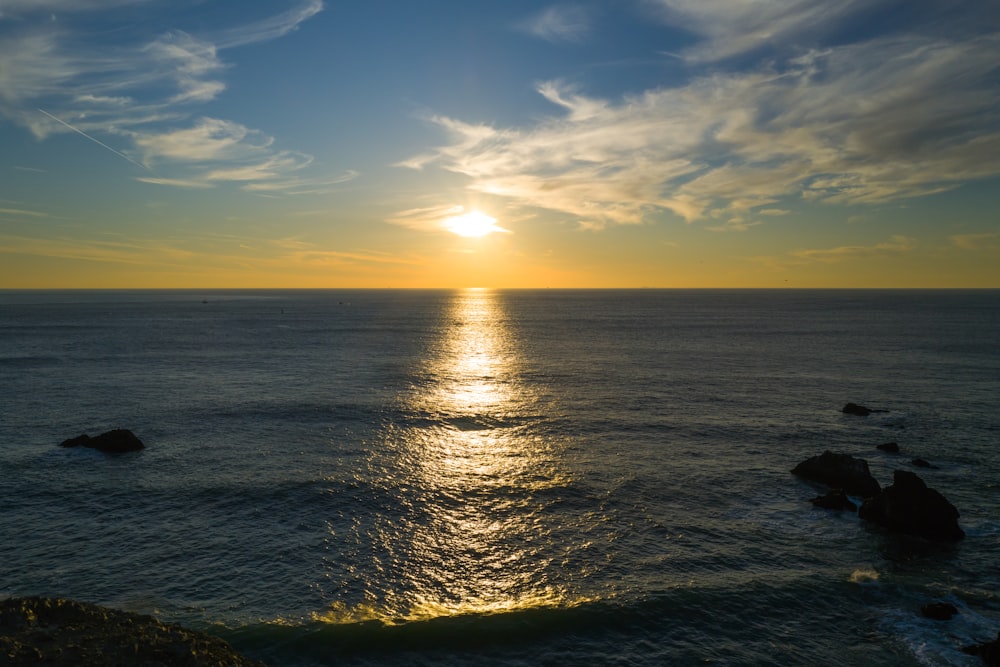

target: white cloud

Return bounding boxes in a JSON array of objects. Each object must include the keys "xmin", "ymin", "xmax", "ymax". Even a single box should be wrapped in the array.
[
  {"xmin": 0, "ymin": 1, "xmax": 336, "ymax": 195},
  {"xmin": 644, "ymin": 0, "xmax": 877, "ymax": 62},
  {"xmin": 404, "ymin": 33, "xmax": 1000, "ymax": 229},
  {"xmin": 521, "ymin": 5, "xmax": 591, "ymax": 43},
  {"xmin": 135, "ymin": 177, "xmax": 214, "ymax": 189}
]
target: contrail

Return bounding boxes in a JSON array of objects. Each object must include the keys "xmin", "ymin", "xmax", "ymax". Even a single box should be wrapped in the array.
[{"xmin": 37, "ymin": 108, "xmax": 148, "ymax": 170}]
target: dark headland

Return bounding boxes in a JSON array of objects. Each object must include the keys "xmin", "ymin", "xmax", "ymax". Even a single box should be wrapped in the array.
[{"xmin": 0, "ymin": 597, "xmax": 265, "ymax": 666}]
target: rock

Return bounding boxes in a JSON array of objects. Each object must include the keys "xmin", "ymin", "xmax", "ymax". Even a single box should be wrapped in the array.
[
  {"xmin": 963, "ymin": 631, "xmax": 1000, "ymax": 665},
  {"xmin": 843, "ymin": 402, "xmax": 877, "ymax": 416},
  {"xmin": 911, "ymin": 458, "xmax": 938, "ymax": 469},
  {"xmin": 60, "ymin": 429, "xmax": 144, "ymax": 453},
  {"xmin": 877, "ymin": 442, "xmax": 900, "ymax": 453},
  {"xmin": 0, "ymin": 597, "xmax": 264, "ymax": 666},
  {"xmin": 921, "ymin": 602, "xmax": 958, "ymax": 620},
  {"xmin": 791, "ymin": 451, "xmax": 882, "ymax": 498},
  {"xmin": 810, "ymin": 488, "xmax": 857, "ymax": 512},
  {"xmin": 858, "ymin": 470, "xmax": 965, "ymax": 542}
]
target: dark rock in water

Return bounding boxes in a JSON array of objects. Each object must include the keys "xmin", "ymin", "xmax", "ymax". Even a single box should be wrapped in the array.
[
  {"xmin": 859, "ymin": 470, "xmax": 965, "ymax": 542},
  {"xmin": 810, "ymin": 488, "xmax": 857, "ymax": 512},
  {"xmin": 59, "ymin": 434, "xmax": 91, "ymax": 448},
  {"xmin": 843, "ymin": 402, "xmax": 880, "ymax": 416},
  {"xmin": 60, "ymin": 429, "xmax": 144, "ymax": 453},
  {"xmin": 963, "ymin": 631, "xmax": 1000, "ymax": 665},
  {"xmin": 877, "ymin": 442, "xmax": 900, "ymax": 453},
  {"xmin": 791, "ymin": 451, "xmax": 882, "ymax": 498},
  {"xmin": 911, "ymin": 458, "xmax": 938, "ymax": 469},
  {"xmin": 921, "ymin": 602, "xmax": 958, "ymax": 620},
  {"xmin": 0, "ymin": 597, "xmax": 264, "ymax": 666}
]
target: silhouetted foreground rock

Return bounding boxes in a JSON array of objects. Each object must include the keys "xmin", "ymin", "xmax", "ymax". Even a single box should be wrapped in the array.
[
  {"xmin": 859, "ymin": 470, "xmax": 965, "ymax": 542},
  {"xmin": 964, "ymin": 631, "xmax": 1000, "ymax": 665},
  {"xmin": 0, "ymin": 597, "xmax": 264, "ymax": 666},
  {"xmin": 842, "ymin": 402, "xmax": 887, "ymax": 416},
  {"xmin": 791, "ymin": 451, "xmax": 882, "ymax": 498},
  {"xmin": 60, "ymin": 429, "xmax": 144, "ymax": 453},
  {"xmin": 810, "ymin": 488, "xmax": 857, "ymax": 512},
  {"xmin": 921, "ymin": 602, "xmax": 958, "ymax": 620}
]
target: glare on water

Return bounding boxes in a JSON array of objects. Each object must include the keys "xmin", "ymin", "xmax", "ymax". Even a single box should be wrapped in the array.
[{"xmin": 332, "ymin": 289, "xmax": 573, "ymax": 622}]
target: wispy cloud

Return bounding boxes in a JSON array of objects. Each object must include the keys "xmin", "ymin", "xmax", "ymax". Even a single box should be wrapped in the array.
[
  {"xmin": 520, "ymin": 5, "xmax": 591, "ymax": 43},
  {"xmin": 135, "ymin": 176, "xmax": 214, "ymax": 189},
  {"xmin": 644, "ymin": 0, "xmax": 876, "ymax": 62},
  {"xmin": 790, "ymin": 235, "xmax": 916, "ymax": 262},
  {"xmin": 0, "ymin": 1, "xmax": 339, "ymax": 195},
  {"xmin": 387, "ymin": 205, "xmax": 467, "ymax": 233},
  {"xmin": 403, "ymin": 32, "xmax": 1000, "ymax": 229},
  {"xmin": 950, "ymin": 232, "xmax": 1000, "ymax": 250},
  {"xmin": 0, "ymin": 207, "xmax": 51, "ymax": 218}
]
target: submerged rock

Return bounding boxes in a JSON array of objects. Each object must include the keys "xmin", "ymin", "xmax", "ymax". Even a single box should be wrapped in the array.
[
  {"xmin": 877, "ymin": 442, "xmax": 900, "ymax": 453},
  {"xmin": 858, "ymin": 470, "xmax": 965, "ymax": 542},
  {"xmin": 843, "ymin": 402, "xmax": 880, "ymax": 416},
  {"xmin": 963, "ymin": 631, "xmax": 1000, "ymax": 665},
  {"xmin": 0, "ymin": 597, "xmax": 264, "ymax": 666},
  {"xmin": 921, "ymin": 602, "xmax": 958, "ymax": 620},
  {"xmin": 791, "ymin": 451, "xmax": 882, "ymax": 498},
  {"xmin": 810, "ymin": 488, "xmax": 857, "ymax": 512},
  {"xmin": 910, "ymin": 458, "xmax": 938, "ymax": 469},
  {"xmin": 59, "ymin": 429, "xmax": 144, "ymax": 454}
]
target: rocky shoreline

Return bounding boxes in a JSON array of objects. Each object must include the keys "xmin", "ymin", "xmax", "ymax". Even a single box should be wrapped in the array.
[{"xmin": 0, "ymin": 597, "xmax": 265, "ymax": 666}]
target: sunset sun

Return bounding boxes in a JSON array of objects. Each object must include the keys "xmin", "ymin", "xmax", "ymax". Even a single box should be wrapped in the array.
[{"xmin": 443, "ymin": 210, "xmax": 507, "ymax": 237}]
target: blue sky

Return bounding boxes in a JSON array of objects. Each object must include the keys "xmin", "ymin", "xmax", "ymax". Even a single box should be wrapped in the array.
[{"xmin": 2, "ymin": 0, "xmax": 999, "ymax": 287}]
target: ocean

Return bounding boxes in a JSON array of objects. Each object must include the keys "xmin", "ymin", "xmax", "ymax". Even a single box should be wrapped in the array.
[{"xmin": 1, "ymin": 289, "xmax": 998, "ymax": 666}]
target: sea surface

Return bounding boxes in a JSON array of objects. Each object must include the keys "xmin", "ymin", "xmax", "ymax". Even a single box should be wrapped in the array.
[{"xmin": 1, "ymin": 289, "xmax": 998, "ymax": 666}]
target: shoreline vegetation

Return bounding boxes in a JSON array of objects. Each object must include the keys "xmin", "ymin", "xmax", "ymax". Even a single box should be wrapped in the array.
[{"xmin": 0, "ymin": 597, "xmax": 265, "ymax": 666}]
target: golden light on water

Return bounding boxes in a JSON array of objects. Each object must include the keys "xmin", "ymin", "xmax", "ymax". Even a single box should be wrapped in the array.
[
  {"xmin": 325, "ymin": 288, "xmax": 574, "ymax": 624},
  {"xmin": 400, "ymin": 289, "xmax": 566, "ymax": 618}
]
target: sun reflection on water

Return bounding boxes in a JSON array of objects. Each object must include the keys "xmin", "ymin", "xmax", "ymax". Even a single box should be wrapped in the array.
[{"xmin": 324, "ymin": 288, "xmax": 577, "ymax": 624}]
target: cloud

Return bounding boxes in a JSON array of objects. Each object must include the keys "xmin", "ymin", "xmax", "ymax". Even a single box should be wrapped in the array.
[
  {"xmin": 135, "ymin": 176, "xmax": 214, "ymax": 189},
  {"xmin": 950, "ymin": 232, "xmax": 1000, "ymax": 250},
  {"xmin": 790, "ymin": 235, "xmax": 916, "ymax": 262},
  {"xmin": 520, "ymin": 5, "xmax": 591, "ymax": 43},
  {"xmin": 387, "ymin": 205, "xmax": 467, "ymax": 233},
  {"xmin": 644, "ymin": 0, "xmax": 875, "ymax": 62},
  {"xmin": 0, "ymin": 0, "xmax": 150, "ymax": 19},
  {"xmin": 0, "ymin": 1, "xmax": 337, "ymax": 195},
  {"xmin": 404, "ymin": 32, "xmax": 1000, "ymax": 229},
  {"xmin": 215, "ymin": 0, "xmax": 323, "ymax": 48},
  {"xmin": 0, "ymin": 207, "xmax": 51, "ymax": 218}
]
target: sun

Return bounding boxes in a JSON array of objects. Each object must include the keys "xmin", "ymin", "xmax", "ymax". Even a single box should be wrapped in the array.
[{"xmin": 443, "ymin": 210, "xmax": 507, "ymax": 237}]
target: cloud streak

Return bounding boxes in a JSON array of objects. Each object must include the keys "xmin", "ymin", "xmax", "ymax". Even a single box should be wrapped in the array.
[
  {"xmin": 37, "ymin": 108, "xmax": 148, "ymax": 169},
  {"xmin": 1, "ymin": 1, "xmax": 336, "ymax": 194},
  {"xmin": 404, "ymin": 31, "xmax": 1000, "ymax": 229},
  {"xmin": 520, "ymin": 5, "xmax": 591, "ymax": 43}
]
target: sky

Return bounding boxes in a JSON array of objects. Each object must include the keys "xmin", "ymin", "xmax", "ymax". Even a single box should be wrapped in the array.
[{"xmin": 1, "ymin": 0, "xmax": 999, "ymax": 288}]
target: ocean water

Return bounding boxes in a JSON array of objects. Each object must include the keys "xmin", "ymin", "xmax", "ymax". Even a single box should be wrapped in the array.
[{"xmin": 1, "ymin": 288, "xmax": 998, "ymax": 666}]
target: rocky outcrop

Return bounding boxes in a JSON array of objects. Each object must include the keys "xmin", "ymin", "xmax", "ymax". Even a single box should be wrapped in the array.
[
  {"xmin": 910, "ymin": 458, "xmax": 938, "ymax": 469},
  {"xmin": 0, "ymin": 597, "xmax": 264, "ymax": 666},
  {"xmin": 963, "ymin": 631, "xmax": 1000, "ymax": 665},
  {"xmin": 810, "ymin": 489, "xmax": 857, "ymax": 512},
  {"xmin": 842, "ymin": 402, "xmax": 886, "ymax": 416},
  {"xmin": 791, "ymin": 451, "xmax": 881, "ymax": 498},
  {"xmin": 876, "ymin": 442, "xmax": 900, "ymax": 453},
  {"xmin": 921, "ymin": 602, "xmax": 958, "ymax": 620},
  {"xmin": 858, "ymin": 470, "xmax": 964, "ymax": 542},
  {"xmin": 60, "ymin": 429, "xmax": 144, "ymax": 454}
]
